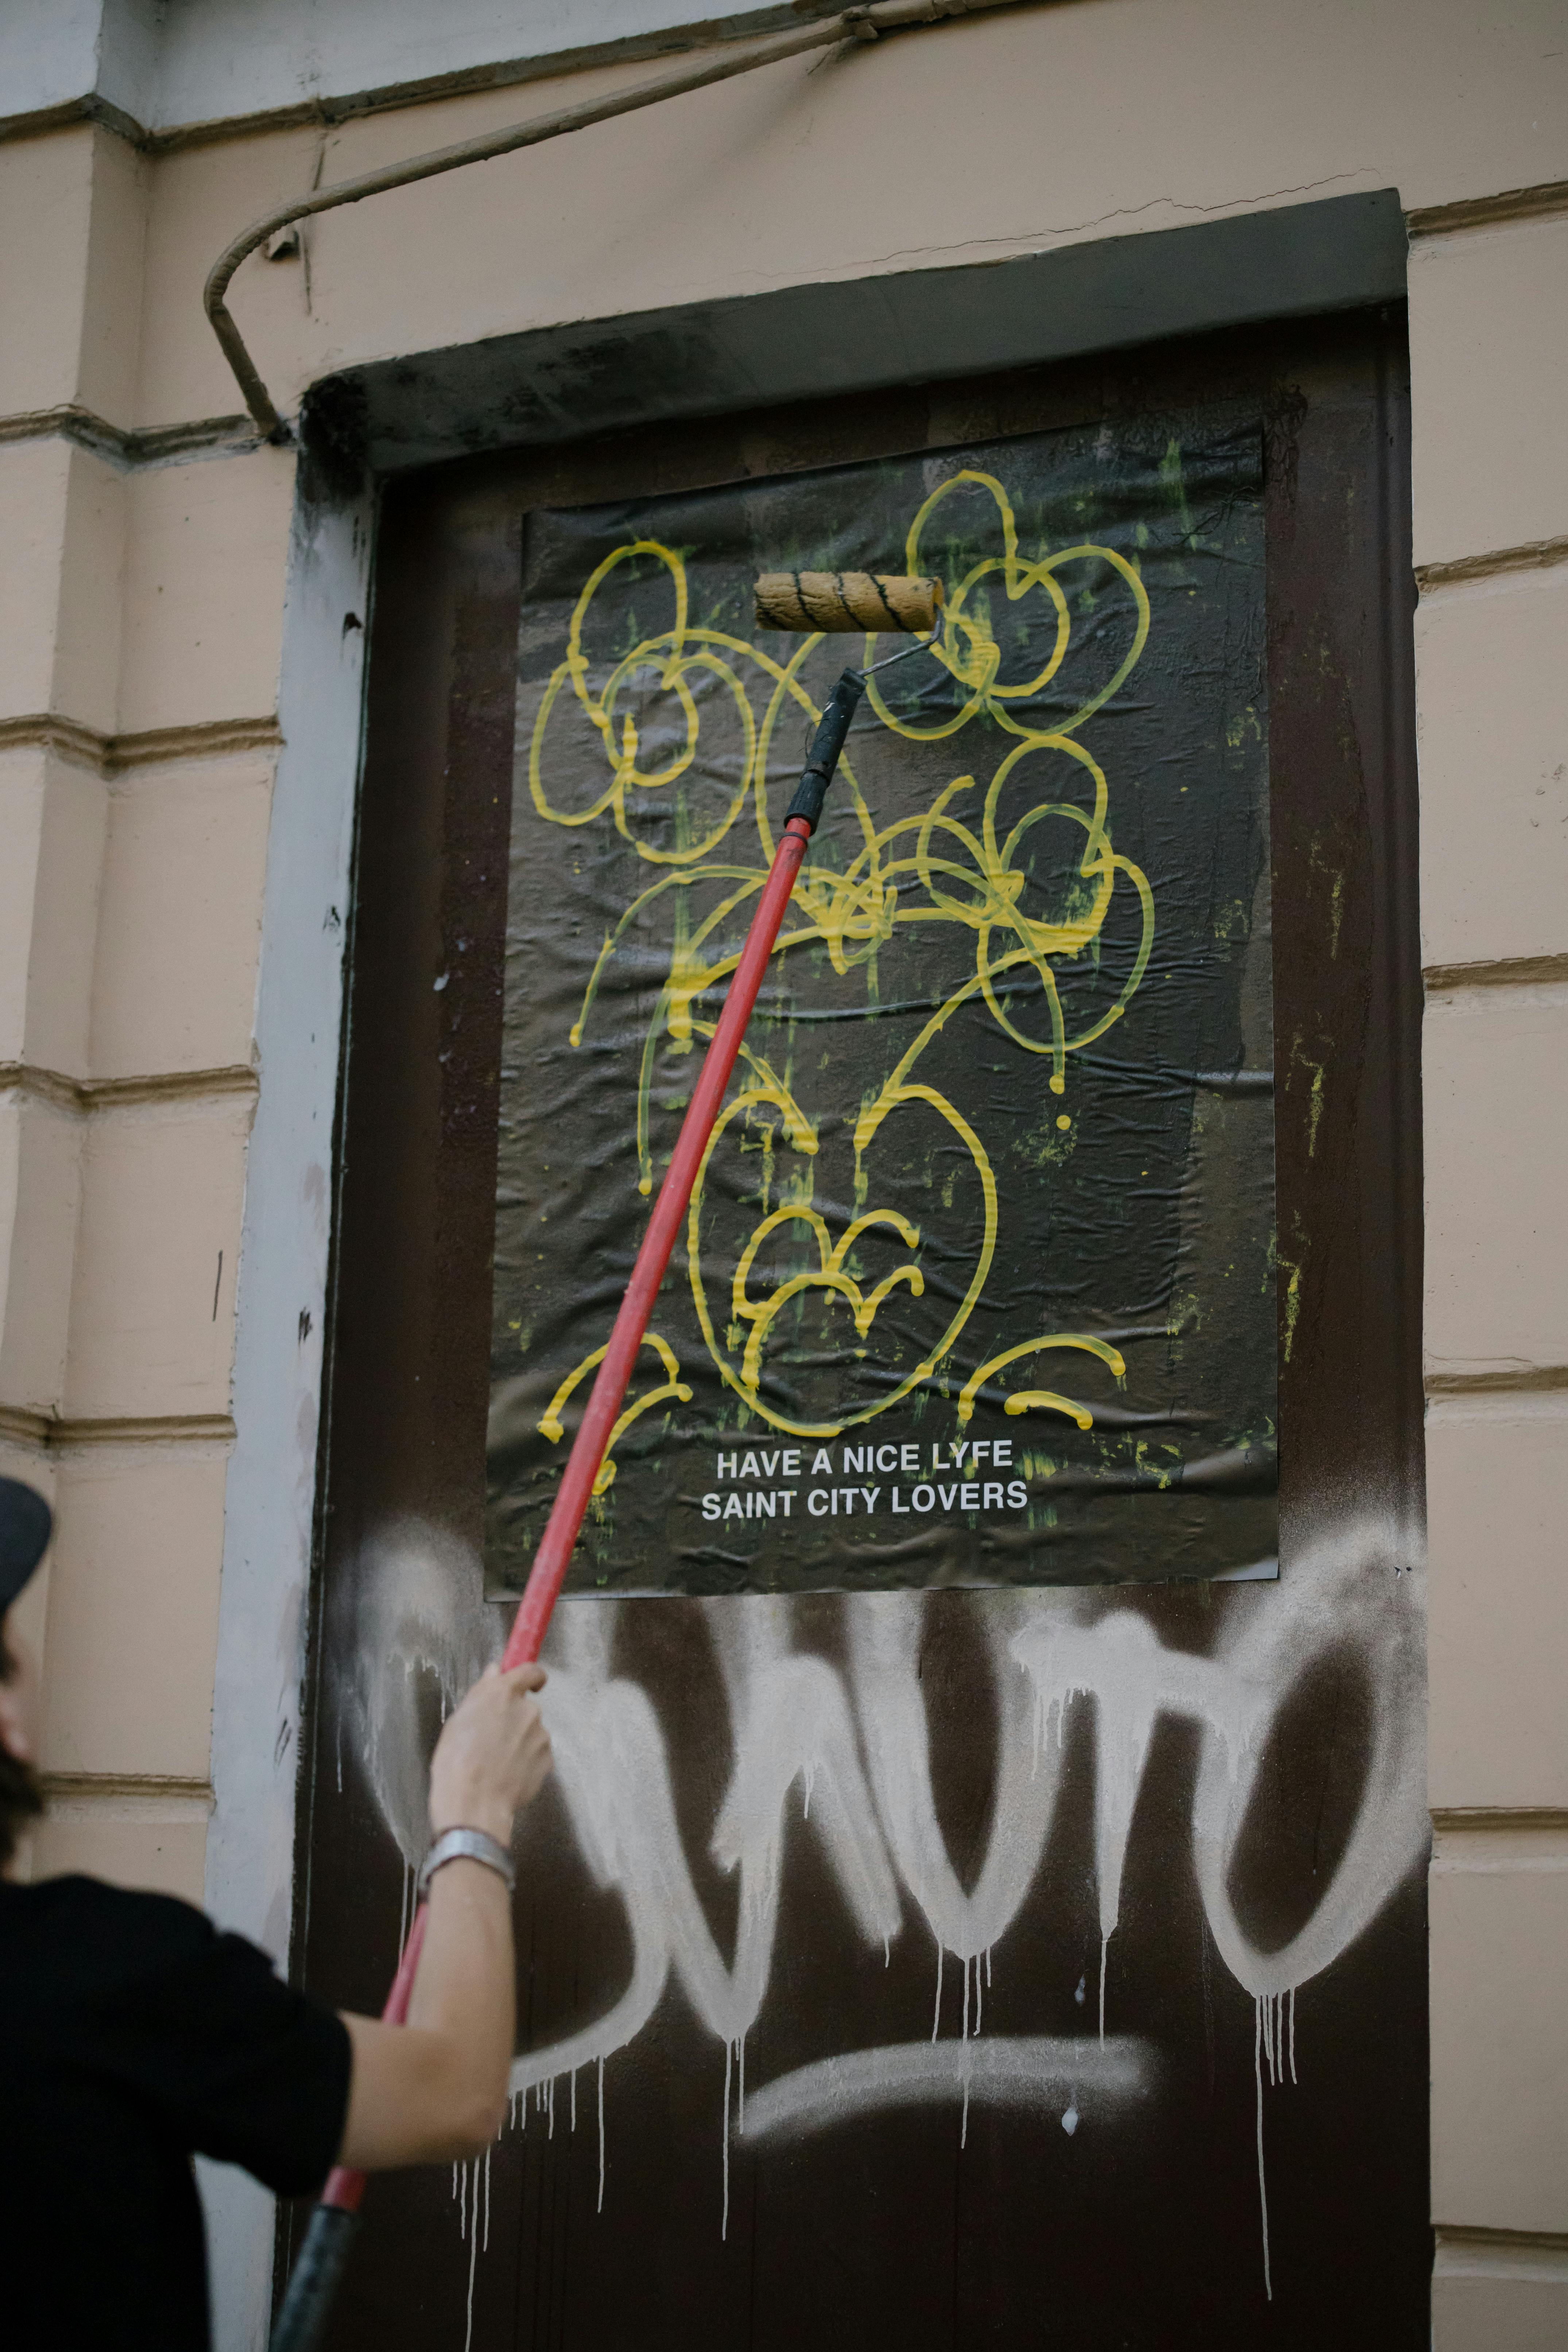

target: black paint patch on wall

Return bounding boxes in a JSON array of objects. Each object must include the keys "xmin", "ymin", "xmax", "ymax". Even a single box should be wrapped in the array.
[{"xmin": 487, "ymin": 416, "xmax": 1275, "ymax": 1595}]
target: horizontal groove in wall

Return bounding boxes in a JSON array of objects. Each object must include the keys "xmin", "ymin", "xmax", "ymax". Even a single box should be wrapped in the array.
[
  {"xmin": 0, "ymin": 712, "xmax": 110, "ymax": 771},
  {"xmin": 0, "ymin": 6, "xmax": 830, "ymax": 156},
  {"xmin": 0, "ymin": 1062, "xmax": 259, "ymax": 1116},
  {"xmin": 0, "ymin": 1405, "xmax": 237, "ymax": 1450},
  {"xmin": 0, "ymin": 712, "xmax": 282, "ymax": 777},
  {"xmin": 1408, "ymin": 178, "xmax": 1568, "ymax": 239},
  {"xmin": 1425, "ymin": 953, "xmax": 1568, "ymax": 992},
  {"xmin": 1425, "ymin": 1364, "xmax": 1568, "ymax": 1401},
  {"xmin": 0, "ymin": 403, "xmax": 259, "ymax": 469},
  {"xmin": 111, "ymin": 717, "xmax": 283, "ymax": 770},
  {"xmin": 1432, "ymin": 1814, "xmax": 1568, "ymax": 1871},
  {"xmin": 0, "ymin": 89, "xmax": 148, "ymax": 151},
  {"xmin": 1435, "ymin": 2225, "xmax": 1568, "ymax": 2281},
  {"xmin": 40, "ymin": 1770, "xmax": 214, "ymax": 1807},
  {"xmin": 1417, "ymin": 534, "xmax": 1568, "ymax": 592},
  {"xmin": 1432, "ymin": 1807, "xmax": 1568, "ymax": 1835},
  {"xmin": 41, "ymin": 1793, "xmax": 213, "ymax": 1829},
  {"xmin": 1426, "ymin": 1384, "xmax": 1568, "ymax": 1425}
]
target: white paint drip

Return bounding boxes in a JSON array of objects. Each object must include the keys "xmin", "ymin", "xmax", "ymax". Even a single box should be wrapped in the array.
[
  {"xmin": 451, "ymin": 2150, "xmax": 490, "ymax": 2352},
  {"xmin": 597, "ymin": 2054, "xmax": 606, "ymax": 2213},
  {"xmin": 1061, "ymin": 2102, "xmax": 1078, "ymax": 2136},
  {"xmin": 1262, "ymin": 1988, "xmax": 1274, "ymax": 2085},
  {"xmin": 1247, "ymin": 1982, "xmax": 1308, "ymax": 2293},
  {"xmin": 1254, "ymin": 1997, "xmax": 1272, "ymax": 2302},
  {"xmin": 721, "ymin": 2039, "xmax": 732, "ymax": 2240},
  {"xmin": 463, "ymin": 2160, "xmax": 480, "ymax": 2352},
  {"xmin": 960, "ymin": 1957, "xmax": 971, "ymax": 2149}
]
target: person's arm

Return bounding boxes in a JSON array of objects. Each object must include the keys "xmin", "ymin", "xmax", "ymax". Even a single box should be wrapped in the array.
[{"xmin": 335, "ymin": 1660, "xmax": 550, "ymax": 2169}]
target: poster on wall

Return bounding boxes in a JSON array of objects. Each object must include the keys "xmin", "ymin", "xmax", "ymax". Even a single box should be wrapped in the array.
[{"xmin": 485, "ymin": 416, "xmax": 1276, "ymax": 1596}]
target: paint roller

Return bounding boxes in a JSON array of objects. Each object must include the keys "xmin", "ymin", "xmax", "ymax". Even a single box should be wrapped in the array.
[{"xmin": 270, "ymin": 571, "xmax": 947, "ymax": 2351}]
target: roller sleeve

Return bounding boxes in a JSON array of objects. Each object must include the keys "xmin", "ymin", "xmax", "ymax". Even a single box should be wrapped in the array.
[{"xmin": 754, "ymin": 571, "xmax": 942, "ymax": 634}]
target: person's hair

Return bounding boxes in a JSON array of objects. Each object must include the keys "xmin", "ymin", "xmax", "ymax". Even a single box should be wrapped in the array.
[{"xmin": 0, "ymin": 1621, "xmax": 43, "ymax": 1870}]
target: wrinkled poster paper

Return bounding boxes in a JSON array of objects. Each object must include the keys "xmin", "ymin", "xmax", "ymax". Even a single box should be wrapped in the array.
[{"xmin": 487, "ymin": 418, "xmax": 1275, "ymax": 1595}]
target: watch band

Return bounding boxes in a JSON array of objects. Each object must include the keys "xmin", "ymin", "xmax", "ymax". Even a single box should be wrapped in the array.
[{"xmin": 418, "ymin": 1825, "xmax": 516, "ymax": 1898}]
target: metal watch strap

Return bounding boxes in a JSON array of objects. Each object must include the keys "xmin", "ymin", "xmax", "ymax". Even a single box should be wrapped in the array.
[{"xmin": 417, "ymin": 1825, "xmax": 516, "ymax": 1898}]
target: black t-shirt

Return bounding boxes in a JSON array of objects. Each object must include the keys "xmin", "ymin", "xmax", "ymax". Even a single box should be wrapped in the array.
[{"xmin": 0, "ymin": 1874, "xmax": 351, "ymax": 2350}]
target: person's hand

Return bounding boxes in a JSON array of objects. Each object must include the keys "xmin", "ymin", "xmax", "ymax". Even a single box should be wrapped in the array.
[{"xmin": 427, "ymin": 1663, "xmax": 551, "ymax": 1846}]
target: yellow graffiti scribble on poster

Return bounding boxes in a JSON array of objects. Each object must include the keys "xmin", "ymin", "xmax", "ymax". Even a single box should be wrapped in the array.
[
  {"xmin": 528, "ymin": 472, "xmax": 1150, "ymax": 1465},
  {"xmin": 538, "ymin": 1333, "xmax": 693, "ymax": 1497}
]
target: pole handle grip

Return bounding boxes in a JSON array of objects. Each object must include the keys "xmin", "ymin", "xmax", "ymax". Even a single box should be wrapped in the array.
[
  {"xmin": 269, "ymin": 2205, "xmax": 361, "ymax": 2352},
  {"xmin": 786, "ymin": 671, "xmax": 865, "ymax": 831}
]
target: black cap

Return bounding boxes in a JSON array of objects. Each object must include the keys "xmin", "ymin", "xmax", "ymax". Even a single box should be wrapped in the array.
[{"xmin": 0, "ymin": 1478, "xmax": 52, "ymax": 1612}]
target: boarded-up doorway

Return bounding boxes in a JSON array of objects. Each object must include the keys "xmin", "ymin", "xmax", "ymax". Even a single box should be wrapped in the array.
[{"xmin": 293, "ymin": 306, "xmax": 1427, "ymax": 2349}]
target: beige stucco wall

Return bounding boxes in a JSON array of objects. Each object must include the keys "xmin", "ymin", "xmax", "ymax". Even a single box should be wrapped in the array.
[{"xmin": 0, "ymin": 4, "xmax": 1563, "ymax": 2338}]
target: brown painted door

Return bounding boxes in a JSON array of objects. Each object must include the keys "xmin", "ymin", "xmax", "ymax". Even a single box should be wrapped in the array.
[{"xmin": 293, "ymin": 309, "xmax": 1428, "ymax": 2348}]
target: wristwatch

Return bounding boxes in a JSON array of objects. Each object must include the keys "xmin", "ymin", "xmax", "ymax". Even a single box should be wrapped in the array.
[{"xmin": 417, "ymin": 1825, "xmax": 516, "ymax": 1898}]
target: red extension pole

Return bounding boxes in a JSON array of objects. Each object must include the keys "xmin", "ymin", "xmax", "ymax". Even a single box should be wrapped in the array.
[
  {"xmin": 272, "ymin": 668, "xmax": 864, "ymax": 2348},
  {"xmin": 329, "ymin": 817, "xmax": 814, "ymax": 2201},
  {"xmin": 500, "ymin": 826, "xmax": 817, "ymax": 1670}
]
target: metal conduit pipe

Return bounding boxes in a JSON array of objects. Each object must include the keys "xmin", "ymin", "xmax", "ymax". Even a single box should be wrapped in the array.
[{"xmin": 204, "ymin": 0, "xmax": 1025, "ymax": 443}]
